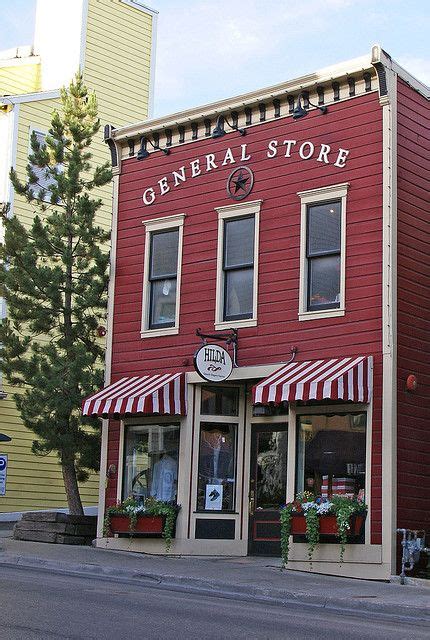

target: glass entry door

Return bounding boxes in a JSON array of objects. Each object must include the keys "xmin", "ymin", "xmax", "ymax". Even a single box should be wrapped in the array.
[{"xmin": 248, "ymin": 425, "xmax": 288, "ymax": 556}]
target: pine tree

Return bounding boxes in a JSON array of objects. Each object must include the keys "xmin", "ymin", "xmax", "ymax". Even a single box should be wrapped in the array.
[{"xmin": 0, "ymin": 73, "xmax": 112, "ymax": 515}]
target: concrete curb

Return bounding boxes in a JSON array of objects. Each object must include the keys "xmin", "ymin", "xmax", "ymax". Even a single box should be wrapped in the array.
[{"xmin": 1, "ymin": 552, "xmax": 429, "ymax": 623}]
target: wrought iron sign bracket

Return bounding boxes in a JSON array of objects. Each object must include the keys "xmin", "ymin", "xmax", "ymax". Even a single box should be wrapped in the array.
[{"xmin": 196, "ymin": 328, "xmax": 239, "ymax": 367}]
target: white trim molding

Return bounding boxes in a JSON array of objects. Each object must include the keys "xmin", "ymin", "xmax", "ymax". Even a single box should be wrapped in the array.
[
  {"xmin": 374, "ymin": 53, "xmax": 398, "ymax": 575},
  {"xmin": 214, "ymin": 199, "xmax": 261, "ymax": 331},
  {"xmin": 96, "ymin": 172, "xmax": 120, "ymax": 538},
  {"xmin": 2, "ymin": 102, "xmax": 20, "ymax": 214},
  {"xmin": 148, "ymin": 8, "xmax": 158, "ymax": 119},
  {"xmin": 79, "ymin": 0, "xmax": 89, "ymax": 73},
  {"xmin": 297, "ymin": 183, "xmax": 349, "ymax": 321},
  {"xmin": 1, "ymin": 90, "xmax": 60, "ymax": 105},
  {"xmin": 140, "ymin": 213, "xmax": 186, "ymax": 338},
  {"xmin": 0, "ymin": 55, "xmax": 40, "ymax": 68},
  {"xmin": 120, "ymin": 0, "xmax": 159, "ymax": 15}
]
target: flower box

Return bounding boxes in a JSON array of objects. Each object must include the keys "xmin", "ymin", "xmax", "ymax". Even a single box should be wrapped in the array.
[
  {"xmin": 291, "ymin": 513, "xmax": 365, "ymax": 537},
  {"xmin": 109, "ymin": 514, "xmax": 166, "ymax": 537}
]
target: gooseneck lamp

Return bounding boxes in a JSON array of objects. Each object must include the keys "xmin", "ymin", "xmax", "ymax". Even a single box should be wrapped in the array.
[
  {"xmin": 137, "ymin": 135, "xmax": 170, "ymax": 160},
  {"xmin": 212, "ymin": 115, "xmax": 246, "ymax": 139},
  {"xmin": 292, "ymin": 92, "xmax": 328, "ymax": 119}
]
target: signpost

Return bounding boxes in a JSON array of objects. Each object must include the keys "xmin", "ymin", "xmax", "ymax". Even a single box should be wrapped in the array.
[{"xmin": 0, "ymin": 454, "xmax": 8, "ymax": 496}]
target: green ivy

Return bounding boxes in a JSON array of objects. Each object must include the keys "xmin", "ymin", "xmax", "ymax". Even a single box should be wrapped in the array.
[
  {"xmin": 304, "ymin": 506, "xmax": 320, "ymax": 565},
  {"xmin": 331, "ymin": 494, "xmax": 362, "ymax": 563},
  {"xmin": 280, "ymin": 504, "xmax": 294, "ymax": 565},
  {"xmin": 104, "ymin": 497, "xmax": 180, "ymax": 552},
  {"xmin": 279, "ymin": 494, "xmax": 367, "ymax": 567}
]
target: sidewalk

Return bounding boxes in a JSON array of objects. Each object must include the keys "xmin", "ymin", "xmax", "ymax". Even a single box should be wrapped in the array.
[{"xmin": 0, "ymin": 534, "xmax": 429, "ymax": 622}]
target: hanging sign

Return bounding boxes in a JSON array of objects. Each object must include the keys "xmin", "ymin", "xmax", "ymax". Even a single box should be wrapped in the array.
[
  {"xmin": 0, "ymin": 454, "xmax": 8, "ymax": 496},
  {"xmin": 194, "ymin": 344, "xmax": 233, "ymax": 382},
  {"xmin": 205, "ymin": 484, "xmax": 223, "ymax": 510}
]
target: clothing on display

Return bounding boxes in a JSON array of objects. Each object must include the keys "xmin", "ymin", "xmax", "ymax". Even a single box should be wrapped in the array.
[{"xmin": 150, "ymin": 453, "xmax": 177, "ymax": 502}]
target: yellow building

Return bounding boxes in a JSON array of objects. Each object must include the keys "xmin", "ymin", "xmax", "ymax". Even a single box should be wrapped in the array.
[{"xmin": 0, "ymin": 0, "xmax": 157, "ymax": 518}]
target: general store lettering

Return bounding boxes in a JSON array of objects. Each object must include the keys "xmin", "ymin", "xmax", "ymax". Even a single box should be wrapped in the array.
[{"xmin": 142, "ymin": 139, "xmax": 350, "ymax": 205}]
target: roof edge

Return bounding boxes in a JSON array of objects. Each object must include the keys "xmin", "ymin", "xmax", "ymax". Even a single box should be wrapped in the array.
[
  {"xmin": 112, "ymin": 52, "xmax": 373, "ymax": 141},
  {"xmin": 0, "ymin": 89, "xmax": 60, "ymax": 105},
  {"xmin": 371, "ymin": 44, "xmax": 430, "ymax": 99}
]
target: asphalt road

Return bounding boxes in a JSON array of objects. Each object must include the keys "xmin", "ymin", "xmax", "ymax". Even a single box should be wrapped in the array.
[{"xmin": 0, "ymin": 565, "xmax": 429, "ymax": 640}]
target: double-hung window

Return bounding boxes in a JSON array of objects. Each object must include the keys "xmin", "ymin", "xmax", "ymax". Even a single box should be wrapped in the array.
[
  {"xmin": 141, "ymin": 214, "xmax": 185, "ymax": 337},
  {"xmin": 298, "ymin": 184, "xmax": 348, "ymax": 320},
  {"xmin": 29, "ymin": 128, "xmax": 61, "ymax": 202},
  {"xmin": 215, "ymin": 201, "xmax": 261, "ymax": 329},
  {"xmin": 149, "ymin": 229, "xmax": 178, "ymax": 328},
  {"xmin": 306, "ymin": 200, "xmax": 341, "ymax": 311}
]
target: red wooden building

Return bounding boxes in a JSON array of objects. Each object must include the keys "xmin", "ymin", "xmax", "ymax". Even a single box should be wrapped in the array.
[{"xmin": 83, "ymin": 45, "xmax": 429, "ymax": 579}]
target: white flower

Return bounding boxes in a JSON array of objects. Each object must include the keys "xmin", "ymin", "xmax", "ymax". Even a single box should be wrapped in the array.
[
  {"xmin": 316, "ymin": 501, "xmax": 333, "ymax": 515},
  {"xmin": 301, "ymin": 501, "xmax": 316, "ymax": 512},
  {"xmin": 125, "ymin": 504, "xmax": 146, "ymax": 515}
]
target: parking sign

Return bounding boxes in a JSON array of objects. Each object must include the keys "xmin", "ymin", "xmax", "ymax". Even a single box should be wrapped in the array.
[{"xmin": 0, "ymin": 454, "xmax": 8, "ymax": 496}]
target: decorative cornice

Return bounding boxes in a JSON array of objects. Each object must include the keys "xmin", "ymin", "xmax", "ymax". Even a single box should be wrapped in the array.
[
  {"xmin": 111, "ymin": 45, "xmax": 429, "ymax": 164},
  {"xmin": 112, "ymin": 53, "xmax": 374, "ymax": 143},
  {"xmin": 104, "ymin": 124, "xmax": 121, "ymax": 175}
]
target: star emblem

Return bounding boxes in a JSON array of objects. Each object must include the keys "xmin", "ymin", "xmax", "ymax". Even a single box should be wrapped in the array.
[
  {"xmin": 227, "ymin": 166, "xmax": 254, "ymax": 201},
  {"xmin": 232, "ymin": 170, "xmax": 249, "ymax": 193}
]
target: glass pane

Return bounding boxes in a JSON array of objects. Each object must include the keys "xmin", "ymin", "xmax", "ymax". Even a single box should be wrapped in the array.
[
  {"xmin": 296, "ymin": 413, "xmax": 366, "ymax": 500},
  {"xmin": 197, "ymin": 423, "xmax": 236, "ymax": 511},
  {"xmin": 255, "ymin": 430, "xmax": 288, "ymax": 509},
  {"xmin": 224, "ymin": 216, "xmax": 254, "ymax": 268},
  {"xmin": 307, "ymin": 201, "xmax": 341, "ymax": 255},
  {"xmin": 201, "ymin": 387, "xmax": 239, "ymax": 416},
  {"xmin": 31, "ymin": 131, "xmax": 57, "ymax": 195},
  {"xmin": 225, "ymin": 267, "xmax": 253, "ymax": 319},
  {"xmin": 150, "ymin": 230, "xmax": 179, "ymax": 278},
  {"xmin": 308, "ymin": 255, "xmax": 340, "ymax": 309},
  {"xmin": 150, "ymin": 278, "xmax": 177, "ymax": 327},
  {"xmin": 122, "ymin": 424, "xmax": 180, "ymax": 503}
]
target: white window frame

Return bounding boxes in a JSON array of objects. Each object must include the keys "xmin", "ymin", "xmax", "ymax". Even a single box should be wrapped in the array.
[
  {"xmin": 298, "ymin": 183, "xmax": 349, "ymax": 321},
  {"xmin": 214, "ymin": 200, "xmax": 261, "ymax": 331},
  {"xmin": 141, "ymin": 213, "xmax": 185, "ymax": 338},
  {"xmin": 28, "ymin": 125, "xmax": 61, "ymax": 203}
]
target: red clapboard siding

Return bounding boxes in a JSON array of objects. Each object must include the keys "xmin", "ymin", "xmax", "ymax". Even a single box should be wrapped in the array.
[
  {"xmin": 396, "ymin": 78, "xmax": 430, "ymax": 534},
  {"xmin": 109, "ymin": 92, "xmax": 385, "ymax": 540}
]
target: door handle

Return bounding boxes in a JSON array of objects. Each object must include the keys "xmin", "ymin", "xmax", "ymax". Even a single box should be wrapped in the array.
[{"xmin": 249, "ymin": 490, "xmax": 255, "ymax": 516}]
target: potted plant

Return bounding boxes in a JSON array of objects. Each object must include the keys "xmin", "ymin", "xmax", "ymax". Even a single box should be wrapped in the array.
[
  {"xmin": 280, "ymin": 491, "xmax": 367, "ymax": 566},
  {"xmin": 104, "ymin": 497, "xmax": 180, "ymax": 552}
]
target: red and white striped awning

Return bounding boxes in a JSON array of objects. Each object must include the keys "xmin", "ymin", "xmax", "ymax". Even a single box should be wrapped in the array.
[
  {"xmin": 82, "ymin": 373, "xmax": 187, "ymax": 417},
  {"xmin": 253, "ymin": 356, "xmax": 372, "ymax": 405}
]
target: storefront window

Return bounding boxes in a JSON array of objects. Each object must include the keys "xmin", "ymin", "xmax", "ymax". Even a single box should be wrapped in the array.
[
  {"xmin": 197, "ymin": 422, "xmax": 237, "ymax": 511},
  {"xmin": 201, "ymin": 386, "xmax": 239, "ymax": 416},
  {"xmin": 296, "ymin": 413, "xmax": 366, "ymax": 500},
  {"xmin": 122, "ymin": 424, "xmax": 180, "ymax": 503}
]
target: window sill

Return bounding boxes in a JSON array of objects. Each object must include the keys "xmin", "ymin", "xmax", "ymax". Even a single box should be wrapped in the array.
[
  {"xmin": 194, "ymin": 511, "xmax": 238, "ymax": 515},
  {"xmin": 298, "ymin": 308, "xmax": 345, "ymax": 322},
  {"xmin": 140, "ymin": 326, "xmax": 179, "ymax": 339},
  {"xmin": 214, "ymin": 319, "xmax": 257, "ymax": 331}
]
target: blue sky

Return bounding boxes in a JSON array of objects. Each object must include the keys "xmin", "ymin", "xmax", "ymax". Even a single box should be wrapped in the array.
[{"xmin": 1, "ymin": 0, "xmax": 429, "ymax": 117}]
